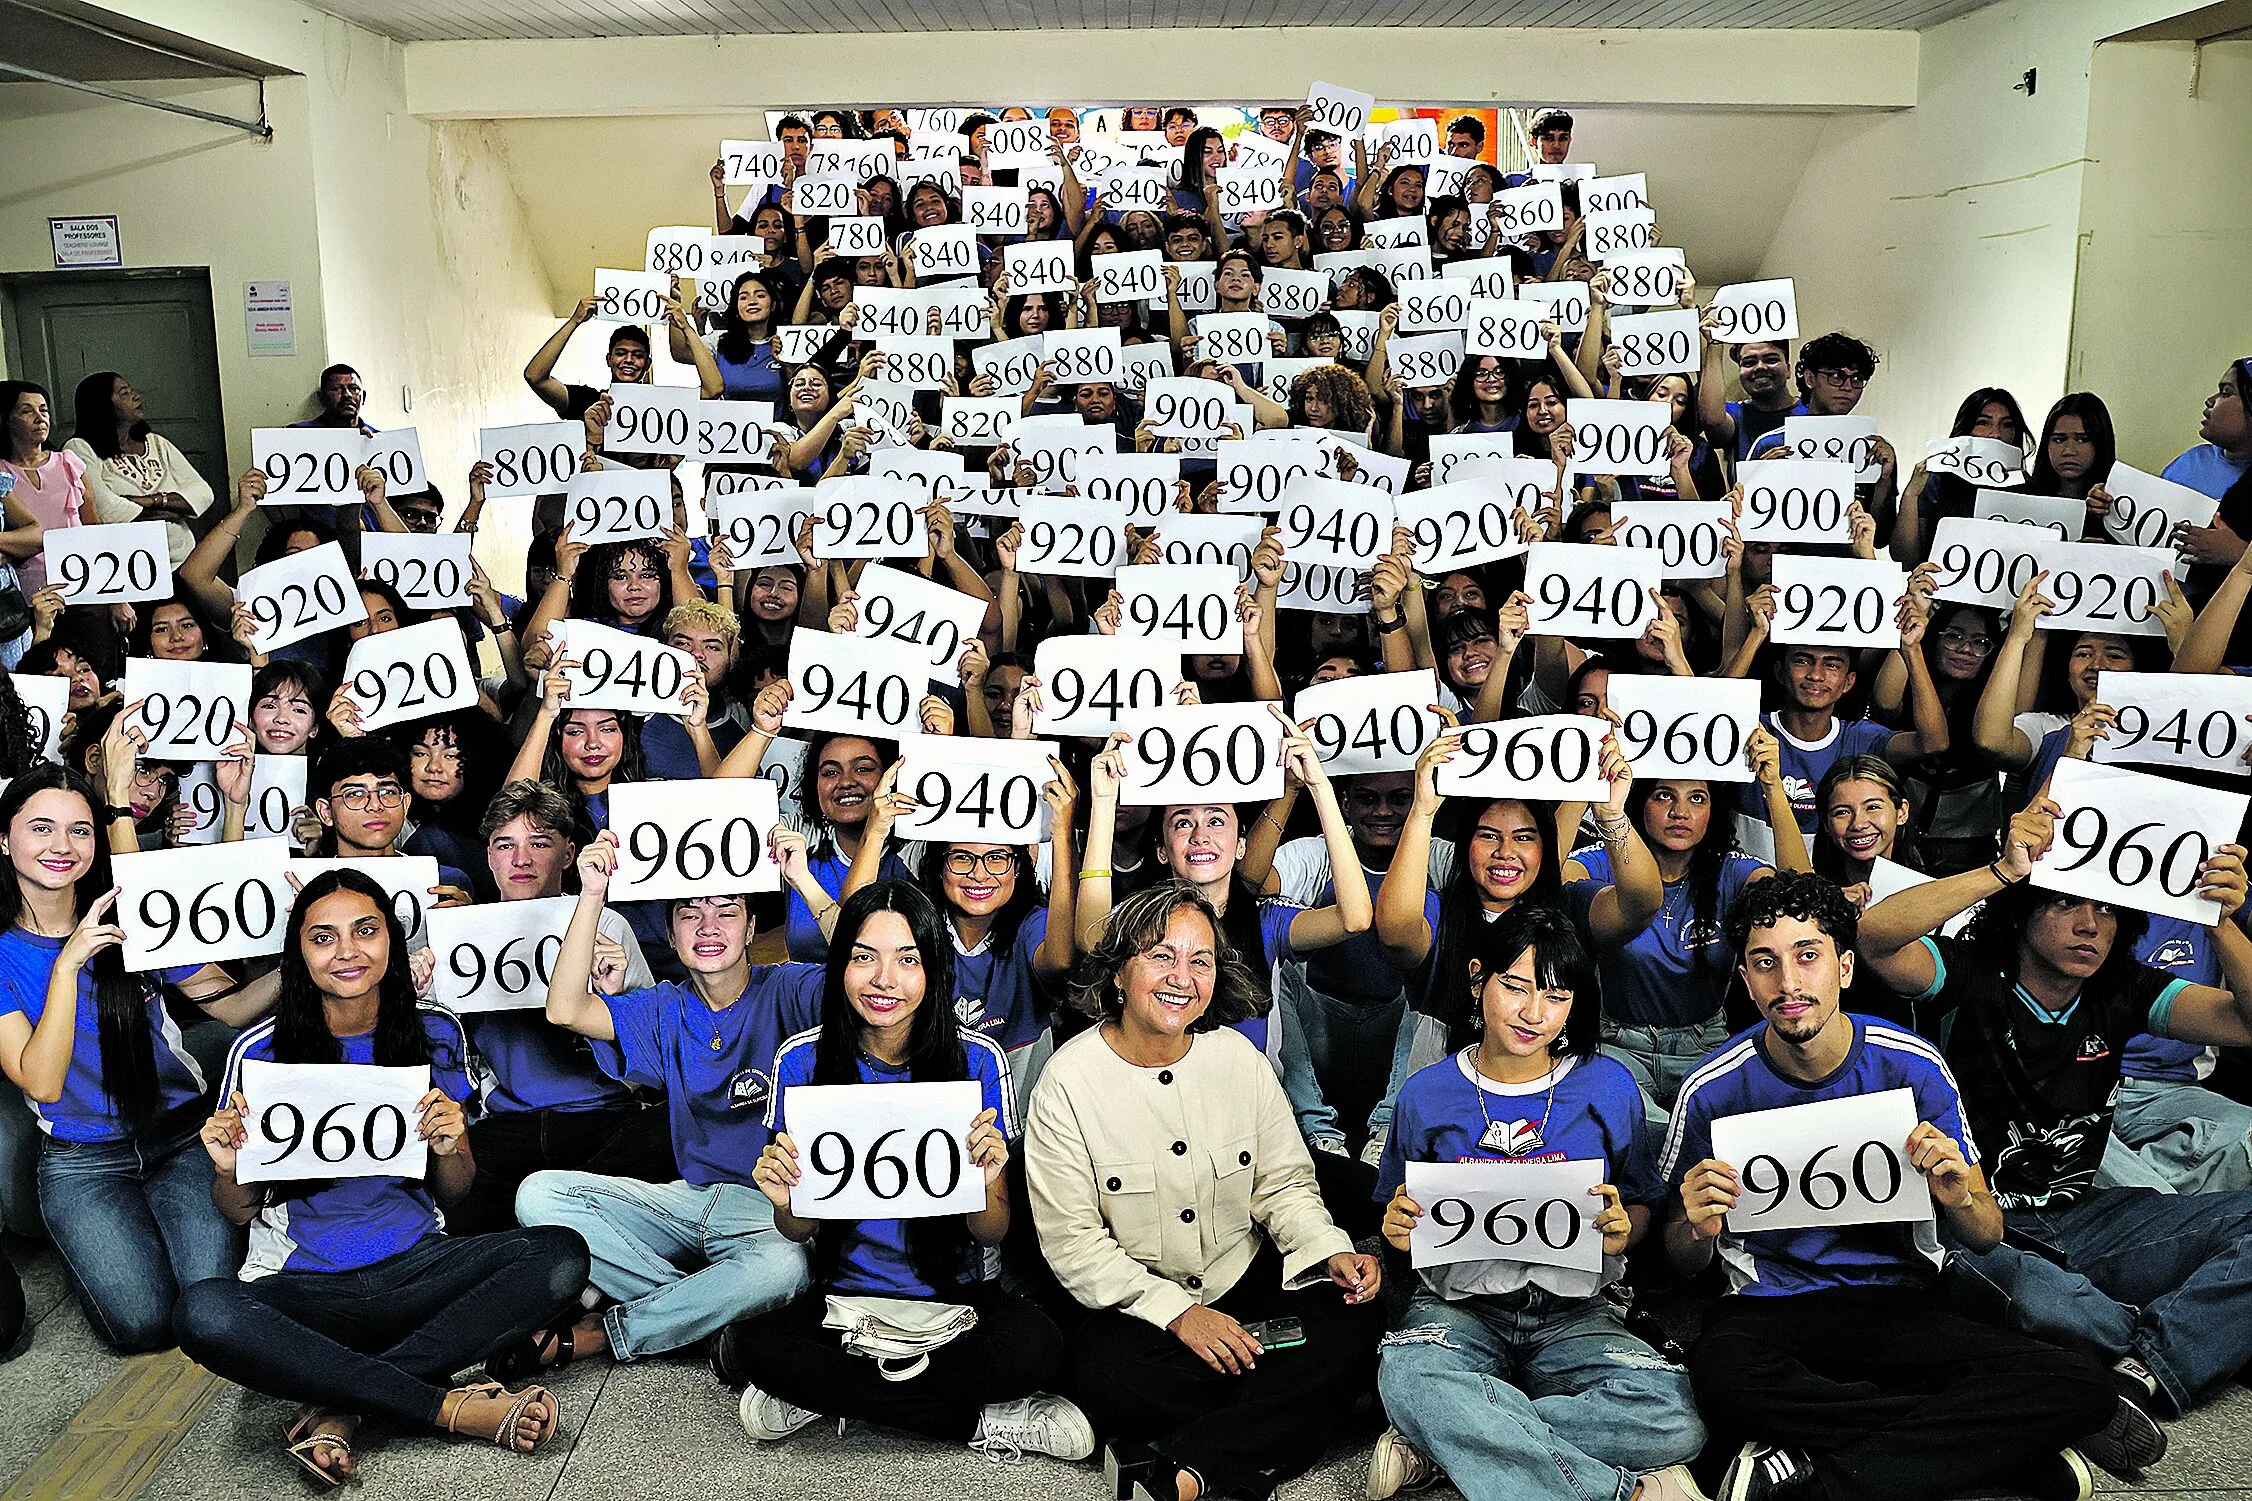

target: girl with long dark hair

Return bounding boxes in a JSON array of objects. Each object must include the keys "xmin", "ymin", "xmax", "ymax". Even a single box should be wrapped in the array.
[
  {"xmin": 728, "ymin": 881, "xmax": 1091, "ymax": 1460},
  {"xmin": 1891, "ymin": 386, "xmax": 2031, "ymax": 563},
  {"xmin": 176, "ymin": 869, "xmax": 586, "ymax": 1485},
  {"xmin": 2023, "ymin": 392, "xmax": 2119, "ymax": 532},
  {"xmin": 684, "ymin": 270, "xmax": 788, "ymax": 404},
  {"xmin": 62, "ymin": 371, "xmax": 211, "ymax": 566},
  {"xmin": 1874, "ymin": 596, "xmax": 2006, "ymax": 874},
  {"xmin": 1813, "ymin": 754, "xmax": 1921, "ymax": 910},
  {"xmin": 0, "ymin": 764, "xmax": 250, "ymax": 1351}
]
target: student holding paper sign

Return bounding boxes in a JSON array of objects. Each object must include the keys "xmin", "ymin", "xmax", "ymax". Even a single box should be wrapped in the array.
[
  {"xmin": 180, "ymin": 869, "xmax": 589, "ymax": 1484},
  {"xmin": 522, "ymin": 299, "xmax": 657, "ymax": 422},
  {"xmin": 725, "ymin": 881, "xmax": 1092, "ymax": 1461},
  {"xmin": 681, "ymin": 271, "xmax": 789, "ymax": 405},
  {"xmin": 1858, "ymin": 799, "xmax": 2252, "ymax": 1419},
  {"xmin": 0, "ymin": 766, "xmax": 264, "ymax": 1353},
  {"xmin": 510, "ymin": 829, "xmax": 822, "ymax": 1373},
  {"xmin": 1888, "ymin": 387, "xmax": 2031, "ymax": 565},
  {"xmin": 1368, "ymin": 907, "xmax": 1703, "ymax": 1501},
  {"xmin": 1660, "ymin": 871, "xmax": 2120, "ymax": 1501}
]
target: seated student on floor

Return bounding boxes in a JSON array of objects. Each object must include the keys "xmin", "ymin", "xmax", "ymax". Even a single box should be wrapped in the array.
[
  {"xmin": 175, "ymin": 870, "xmax": 588, "ymax": 1488},
  {"xmin": 1660, "ymin": 870, "xmax": 2123, "ymax": 1501},
  {"xmin": 1856, "ymin": 798, "xmax": 2252, "ymax": 1422},
  {"xmin": 508, "ymin": 829, "xmax": 823, "ymax": 1373},
  {"xmin": 1368, "ymin": 906, "xmax": 1704, "ymax": 1501},
  {"xmin": 721, "ymin": 881, "xmax": 1092, "ymax": 1464}
]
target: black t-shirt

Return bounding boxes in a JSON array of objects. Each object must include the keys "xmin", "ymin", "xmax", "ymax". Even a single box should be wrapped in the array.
[
  {"xmin": 1913, "ymin": 934, "xmax": 2185, "ymax": 1210},
  {"xmin": 561, "ymin": 383, "xmax": 603, "ymax": 421}
]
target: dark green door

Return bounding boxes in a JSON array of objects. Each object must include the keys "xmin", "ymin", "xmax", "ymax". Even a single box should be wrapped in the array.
[{"xmin": 1, "ymin": 267, "xmax": 228, "ymax": 503}]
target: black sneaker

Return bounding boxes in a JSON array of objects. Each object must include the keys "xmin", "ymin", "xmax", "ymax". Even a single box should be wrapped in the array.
[
  {"xmin": 1719, "ymin": 1443, "xmax": 1819, "ymax": 1501},
  {"xmin": 2023, "ymin": 1448, "xmax": 2095, "ymax": 1501},
  {"xmin": 2112, "ymin": 1355, "xmax": 2160, "ymax": 1404},
  {"xmin": 2078, "ymin": 1390, "xmax": 2167, "ymax": 1476}
]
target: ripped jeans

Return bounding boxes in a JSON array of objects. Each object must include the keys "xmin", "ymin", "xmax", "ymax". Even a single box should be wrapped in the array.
[{"xmin": 1377, "ymin": 1285, "xmax": 1703, "ymax": 1501}]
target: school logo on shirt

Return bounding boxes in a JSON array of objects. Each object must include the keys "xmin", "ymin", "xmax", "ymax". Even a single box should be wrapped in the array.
[
  {"xmin": 1681, "ymin": 918, "xmax": 1724, "ymax": 949},
  {"xmin": 1478, "ymin": 1118, "xmax": 1548, "ymax": 1157},
  {"xmin": 953, "ymin": 995, "xmax": 987, "ymax": 1029},
  {"xmin": 726, "ymin": 1069, "xmax": 771, "ymax": 1112},
  {"xmin": 2076, "ymin": 1034, "xmax": 2112, "ymax": 1063},
  {"xmin": 2148, "ymin": 937, "xmax": 2194, "ymax": 969}
]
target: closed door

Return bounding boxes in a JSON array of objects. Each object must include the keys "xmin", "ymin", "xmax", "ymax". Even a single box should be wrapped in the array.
[{"xmin": 1, "ymin": 268, "xmax": 227, "ymax": 505}]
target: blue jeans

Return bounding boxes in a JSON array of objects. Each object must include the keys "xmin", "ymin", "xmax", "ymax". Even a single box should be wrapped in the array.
[
  {"xmin": 1276, "ymin": 965, "xmax": 1405, "ymax": 1149},
  {"xmin": 1378, "ymin": 1286, "xmax": 1703, "ymax": 1501},
  {"xmin": 37, "ymin": 1122, "xmax": 237, "ymax": 1353},
  {"xmin": 1941, "ymin": 1185, "xmax": 2252, "ymax": 1412},
  {"xmin": 2096, "ymin": 1077, "xmax": 2252, "ymax": 1195},
  {"xmin": 1601, "ymin": 1016, "xmax": 1729, "ymax": 1126},
  {"xmin": 514, "ymin": 1172, "xmax": 806, "ymax": 1360}
]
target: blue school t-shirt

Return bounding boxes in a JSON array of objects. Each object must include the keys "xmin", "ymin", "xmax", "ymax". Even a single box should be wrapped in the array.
[
  {"xmin": 1738, "ymin": 713, "xmax": 1893, "ymax": 833},
  {"xmin": 767, "ymin": 1028, "xmax": 1014, "ymax": 1298},
  {"xmin": 2124, "ymin": 917, "xmax": 2220, "ymax": 1085},
  {"xmin": 1378, "ymin": 1048, "xmax": 1656, "ymax": 1299},
  {"xmin": 224, "ymin": 1006, "xmax": 474, "ymax": 1279},
  {"xmin": 786, "ymin": 845, "xmax": 915, "ymax": 963},
  {"xmin": 1570, "ymin": 845, "xmax": 1766, "ymax": 1028},
  {"xmin": 0, "ymin": 930, "xmax": 204, "ymax": 1143},
  {"xmin": 601, "ymin": 965, "xmax": 824, "ymax": 1185},
  {"xmin": 1660, "ymin": 1014, "xmax": 1973, "ymax": 1297},
  {"xmin": 951, "ymin": 908, "xmax": 1055, "ymax": 1061}
]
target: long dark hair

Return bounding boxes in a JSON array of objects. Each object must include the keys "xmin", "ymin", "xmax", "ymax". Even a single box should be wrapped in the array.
[
  {"xmin": 796, "ymin": 731, "xmax": 897, "ymax": 852},
  {"xmin": 0, "ymin": 767, "xmax": 158, "ymax": 1126},
  {"xmin": 1451, "ymin": 904, "xmax": 1603, "ymax": 1055},
  {"xmin": 918, "ymin": 840, "xmax": 1041, "ymax": 954},
  {"xmin": 1421, "ymin": 797, "xmax": 1563, "ymax": 1036},
  {"xmin": 71, "ymin": 372, "xmax": 145, "ymax": 462},
  {"xmin": 389, "ymin": 707, "xmax": 509, "ymax": 838},
  {"xmin": 1176, "ymin": 126, "xmax": 1226, "ymax": 194},
  {"xmin": 1812, "ymin": 754, "xmax": 1919, "ymax": 883},
  {"xmin": 2025, "ymin": 391, "xmax": 2117, "ymax": 497},
  {"xmin": 268, "ymin": 868, "xmax": 431, "ymax": 1068},
  {"xmin": 810, "ymin": 881, "xmax": 969, "ymax": 1291},
  {"xmin": 539, "ymin": 706, "xmax": 649, "ymax": 794},
  {"xmin": 1626, "ymin": 778, "xmax": 1739, "ymax": 988},
  {"xmin": 714, "ymin": 270, "xmax": 787, "ymax": 365},
  {"xmin": 0, "ymin": 673, "xmax": 43, "ymax": 779}
]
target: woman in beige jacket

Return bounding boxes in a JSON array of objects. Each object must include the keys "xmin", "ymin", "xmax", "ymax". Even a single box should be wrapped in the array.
[{"xmin": 1024, "ymin": 880, "xmax": 1383, "ymax": 1501}]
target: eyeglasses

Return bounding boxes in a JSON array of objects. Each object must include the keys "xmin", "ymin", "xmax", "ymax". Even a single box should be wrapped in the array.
[
  {"xmin": 1813, "ymin": 368, "xmax": 1869, "ymax": 387},
  {"xmin": 1936, "ymin": 629, "xmax": 1996, "ymax": 653},
  {"xmin": 945, "ymin": 850, "xmax": 1018, "ymax": 877},
  {"xmin": 334, "ymin": 785, "xmax": 406, "ymax": 810}
]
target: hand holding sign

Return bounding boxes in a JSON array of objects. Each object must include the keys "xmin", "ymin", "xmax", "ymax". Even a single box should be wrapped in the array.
[
  {"xmin": 1402, "ymin": 1159, "xmax": 1608, "ymax": 1273},
  {"xmin": 775, "ymin": 1081, "xmax": 989, "ymax": 1220},
  {"xmin": 234, "ymin": 1061, "xmax": 433, "ymax": 1185},
  {"xmin": 1705, "ymin": 1089, "xmax": 1936, "ymax": 1234}
]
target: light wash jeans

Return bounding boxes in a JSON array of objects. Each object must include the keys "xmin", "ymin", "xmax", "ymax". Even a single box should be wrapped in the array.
[
  {"xmin": 2095, "ymin": 1076, "xmax": 2252, "ymax": 1195},
  {"xmin": 514, "ymin": 1172, "xmax": 807, "ymax": 1361},
  {"xmin": 1941, "ymin": 1185, "xmax": 2252, "ymax": 1413},
  {"xmin": 1600, "ymin": 1015, "xmax": 1731, "ymax": 1127},
  {"xmin": 1377, "ymin": 1286, "xmax": 1704, "ymax": 1501},
  {"xmin": 1276, "ymin": 964, "xmax": 1406, "ymax": 1150}
]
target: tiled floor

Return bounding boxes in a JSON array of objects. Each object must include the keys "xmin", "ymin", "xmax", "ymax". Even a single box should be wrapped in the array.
[{"xmin": 4, "ymin": 1237, "xmax": 2249, "ymax": 1501}]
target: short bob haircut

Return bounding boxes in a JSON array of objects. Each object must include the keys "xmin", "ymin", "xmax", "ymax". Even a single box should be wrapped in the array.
[
  {"xmin": 1066, "ymin": 879, "xmax": 1263, "ymax": 1031},
  {"xmin": 1453, "ymin": 904, "xmax": 1603, "ymax": 1057}
]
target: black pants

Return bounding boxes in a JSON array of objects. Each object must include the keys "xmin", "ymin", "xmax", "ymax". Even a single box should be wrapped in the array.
[
  {"xmin": 449, "ymin": 1100, "xmax": 676, "ymax": 1237},
  {"xmin": 0, "ymin": 1244, "xmax": 23, "ymax": 1356},
  {"xmin": 1691, "ymin": 1285, "xmax": 2114, "ymax": 1501},
  {"xmin": 175, "ymin": 1226, "xmax": 589, "ymax": 1430},
  {"xmin": 728, "ymin": 1282, "xmax": 1065, "ymax": 1443},
  {"xmin": 1070, "ymin": 1239, "xmax": 1381, "ymax": 1499}
]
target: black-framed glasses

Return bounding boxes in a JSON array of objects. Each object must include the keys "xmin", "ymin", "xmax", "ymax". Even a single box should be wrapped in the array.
[
  {"xmin": 1813, "ymin": 368, "xmax": 1869, "ymax": 387},
  {"xmin": 945, "ymin": 850, "xmax": 1018, "ymax": 877}
]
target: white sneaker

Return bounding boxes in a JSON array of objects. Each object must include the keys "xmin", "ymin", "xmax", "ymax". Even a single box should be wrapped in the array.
[
  {"xmin": 737, "ymin": 1381, "xmax": 821, "ymax": 1442},
  {"xmin": 1366, "ymin": 1426, "xmax": 1439, "ymax": 1498},
  {"xmin": 971, "ymin": 1393, "xmax": 1097, "ymax": 1463},
  {"xmin": 1360, "ymin": 1131, "xmax": 1389, "ymax": 1168},
  {"xmin": 1635, "ymin": 1463, "xmax": 1712, "ymax": 1501}
]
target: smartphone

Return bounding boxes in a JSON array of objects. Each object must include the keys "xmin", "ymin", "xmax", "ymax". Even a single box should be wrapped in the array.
[{"xmin": 1241, "ymin": 1316, "xmax": 1306, "ymax": 1350}]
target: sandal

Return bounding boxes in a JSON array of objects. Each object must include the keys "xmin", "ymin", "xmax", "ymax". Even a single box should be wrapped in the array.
[
  {"xmin": 282, "ymin": 1408, "xmax": 358, "ymax": 1490},
  {"xmin": 441, "ymin": 1380, "xmax": 558, "ymax": 1454},
  {"xmin": 486, "ymin": 1318, "xmax": 575, "ymax": 1385}
]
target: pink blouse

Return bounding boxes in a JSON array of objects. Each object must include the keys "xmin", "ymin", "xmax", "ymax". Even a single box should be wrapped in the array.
[{"xmin": 0, "ymin": 449, "xmax": 87, "ymax": 594}]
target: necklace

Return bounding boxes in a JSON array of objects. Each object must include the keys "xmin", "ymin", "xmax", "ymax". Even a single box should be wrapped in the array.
[{"xmin": 1466, "ymin": 1046, "xmax": 1565, "ymax": 1158}]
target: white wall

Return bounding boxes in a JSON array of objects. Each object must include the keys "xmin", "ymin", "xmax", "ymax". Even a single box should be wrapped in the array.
[{"xmin": 1753, "ymin": 0, "xmax": 2200, "ymax": 458}]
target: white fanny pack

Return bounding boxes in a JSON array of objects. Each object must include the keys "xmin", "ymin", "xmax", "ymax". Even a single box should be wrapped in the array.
[{"xmin": 821, "ymin": 1295, "xmax": 979, "ymax": 1381}]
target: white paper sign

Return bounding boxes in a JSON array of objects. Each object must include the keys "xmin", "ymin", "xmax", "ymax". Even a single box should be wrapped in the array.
[
  {"xmin": 1194, "ymin": 312, "xmax": 1273, "ymax": 365},
  {"xmin": 479, "ymin": 422, "xmax": 582, "ymax": 498},
  {"xmin": 1489, "ymin": 181, "xmax": 1563, "ymax": 237},
  {"xmin": 1740, "ymin": 460, "xmax": 1856, "ymax": 544},
  {"xmin": 428, "ymin": 897, "xmax": 574, "ymax": 1014},
  {"xmin": 1436, "ymin": 714, "xmax": 1612, "ymax": 802},
  {"xmin": 1279, "ymin": 475, "xmax": 1393, "ymax": 567},
  {"xmin": 1928, "ymin": 517, "xmax": 2045, "ymax": 612},
  {"xmin": 1924, "ymin": 435, "xmax": 2027, "ymax": 490},
  {"xmin": 1002, "ymin": 241, "xmax": 1076, "ymax": 297},
  {"xmin": 1276, "ymin": 560, "xmax": 1371, "ymax": 615},
  {"xmin": 712, "ymin": 490, "xmax": 814, "ymax": 569},
  {"xmin": 810, "ymin": 477, "xmax": 929, "ymax": 560},
  {"xmin": 1076, "ymin": 453, "xmax": 1182, "ymax": 521},
  {"xmin": 2035, "ymin": 758, "xmax": 2249, "ymax": 926},
  {"xmin": 1524, "ymin": 543, "xmax": 1661, "ymax": 639},
  {"xmin": 1388, "ymin": 332, "xmax": 1465, "ymax": 390},
  {"xmin": 1405, "ymin": 1158, "xmax": 1605, "ymax": 1273},
  {"xmin": 592, "ymin": 268, "xmax": 670, "ymax": 324},
  {"xmin": 786, "ymin": 1080, "xmax": 988, "ymax": 1220},
  {"xmin": 1770, "ymin": 556, "xmax": 1906, "ymax": 650},
  {"xmin": 697, "ymin": 400, "xmax": 777, "ymax": 464},
  {"xmin": 1707, "ymin": 1089, "xmax": 1933, "ymax": 1234},
  {"xmin": 1305, "ymin": 81, "xmax": 1374, "ymax": 137},
  {"xmin": 1464, "ymin": 300, "xmax": 1548, "ymax": 359},
  {"xmin": 549, "ymin": 618, "xmax": 693, "ymax": 716},
  {"xmin": 2091, "ymin": 671, "xmax": 2252, "ymax": 777},
  {"xmin": 1515, "ymin": 280, "xmax": 1590, "ymax": 333},
  {"xmin": 910, "ymin": 224, "xmax": 980, "ymax": 281},
  {"xmin": 972, "ymin": 335, "xmax": 1045, "ymax": 398},
  {"xmin": 1566, "ymin": 399, "xmax": 1672, "ymax": 479},
  {"xmin": 1610, "ymin": 676, "xmax": 1761, "ymax": 783},
  {"xmin": 10, "ymin": 672, "xmax": 68, "ymax": 762},
  {"xmin": 360, "ymin": 532, "xmax": 471, "ymax": 610},
  {"xmin": 1215, "ymin": 439, "xmax": 1318, "ymax": 513},
  {"xmin": 848, "ymin": 563, "xmax": 987, "ymax": 677},
  {"xmin": 1707, "ymin": 278, "xmax": 1799, "ymax": 344},
  {"xmin": 46, "ymin": 522, "xmax": 170, "ymax": 604},
  {"xmin": 1610, "ymin": 500, "xmax": 1730, "ymax": 581},
  {"xmin": 1030, "ymin": 637, "xmax": 1183, "ymax": 738},
  {"xmin": 1609, "ymin": 309, "xmax": 1701, "ymax": 378},
  {"xmin": 236, "ymin": 543, "xmax": 367, "ymax": 655},
  {"xmin": 719, "ymin": 139, "xmax": 785, "ymax": 185},
  {"xmin": 2037, "ymin": 541, "xmax": 2170, "ymax": 638},
  {"xmin": 282, "ymin": 856, "xmax": 442, "ymax": 947},
  {"xmin": 962, "ymin": 185, "xmax": 1029, "ymax": 236},
  {"xmin": 1583, "ymin": 208, "xmax": 1659, "ymax": 261},
  {"xmin": 1093, "ymin": 250, "xmax": 1164, "ymax": 304},
  {"xmin": 1116, "ymin": 563, "xmax": 1242, "ymax": 653},
  {"xmin": 939, "ymin": 396, "xmax": 1015, "ymax": 449},
  {"xmin": 1021, "ymin": 497, "xmax": 1130, "ymax": 578},
  {"xmin": 124, "ymin": 659, "xmax": 251, "ymax": 762},
  {"xmin": 1295, "ymin": 671, "xmax": 1441, "ymax": 777},
  {"xmin": 566, "ymin": 469, "xmax": 671, "ymax": 544},
  {"xmin": 1149, "ymin": 515, "xmax": 1262, "ymax": 574},
  {"xmin": 113, "ymin": 837, "xmax": 291, "ymax": 970},
  {"xmin": 1005, "ymin": 415, "xmax": 1114, "ymax": 493},
  {"xmin": 2103, "ymin": 462, "xmax": 2221, "ymax": 551},
  {"xmin": 783, "ymin": 627, "xmax": 927, "ymax": 739},
  {"xmin": 253, "ymin": 428, "xmax": 364, "ymax": 506},
  {"xmin": 1973, "ymin": 489, "xmax": 2081, "ymax": 540},
  {"xmin": 1397, "ymin": 482, "xmax": 1530, "ymax": 574},
  {"xmin": 790, "ymin": 173, "xmax": 858, "ymax": 217},
  {"xmin": 1784, "ymin": 416, "xmax": 1883, "ymax": 486},
  {"xmin": 177, "ymin": 753, "xmax": 306, "ymax": 847},
  {"xmin": 1259, "ymin": 266, "xmax": 1328, "ymax": 320},
  {"xmin": 1042, "ymin": 328, "xmax": 1122, "ymax": 386},
  {"xmin": 235, "ymin": 1060, "xmax": 431, "ymax": 1185},
  {"xmin": 605, "ymin": 777, "xmax": 782, "ymax": 902},
  {"xmin": 894, "ymin": 735, "xmax": 1060, "ymax": 844},
  {"xmin": 606, "ymin": 384, "xmax": 695, "ymax": 457},
  {"xmin": 342, "ymin": 619, "xmax": 477, "ymax": 732},
  {"xmin": 1119, "ymin": 702, "xmax": 1287, "ymax": 807}
]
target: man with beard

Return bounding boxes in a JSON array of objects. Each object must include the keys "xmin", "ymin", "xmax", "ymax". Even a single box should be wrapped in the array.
[{"xmin": 1664, "ymin": 871, "xmax": 2122, "ymax": 1501}]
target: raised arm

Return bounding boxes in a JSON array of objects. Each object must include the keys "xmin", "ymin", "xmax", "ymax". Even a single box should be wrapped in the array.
[
  {"xmin": 545, "ymin": 833, "xmax": 623, "ymax": 1040},
  {"xmin": 1970, "ymin": 572, "xmax": 2051, "ymax": 769},
  {"xmin": 1277, "ymin": 720, "xmax": 1375, "ymax": 953},
  {"xmin": 1377, "ymin": 733, "xmax": 1454, "ymax": 970},
  {"xmin": 1860, "ymin": 801, "xmax": 2053, "ymax": 993},
  {"xmin": 1072, "ymin": 736, "xmax": 1127, "ymax": 954},
  {"xmin": 525, "ymin": 296, "xmax": 603, "ymax": 416}
]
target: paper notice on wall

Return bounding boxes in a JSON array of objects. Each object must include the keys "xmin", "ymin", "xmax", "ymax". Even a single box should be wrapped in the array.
[{"xmin": 245, "ymin": 281, "xmax": 295, "ymax": 358}]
